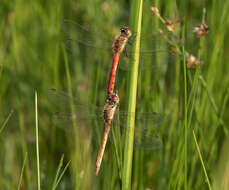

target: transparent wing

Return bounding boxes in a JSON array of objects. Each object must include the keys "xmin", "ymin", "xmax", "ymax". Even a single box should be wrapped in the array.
[
  {"xmin": 119, "ymin": 30, "xmax": 180, "ymax": 71},
  {"xmin": 48, "ymin": 88, "xmax": 103, "ymax": 119},
  {"xmin": 61, "ymin": 19, "xmax": 179, "ymax": 53},
  {"xmin": 60, "ymin": 19, "xmax": 114, "ymax": 52},
  {"xmin": 48, "ymin": 89, "xmax": 163, "ymax": 150},
  {"xmin": 111, "ymin": 111, "xmax": 163, "ymax": 150},
  {"xmin": 60, "ymin": 19, "xmax": 179, "ymax": 71}
]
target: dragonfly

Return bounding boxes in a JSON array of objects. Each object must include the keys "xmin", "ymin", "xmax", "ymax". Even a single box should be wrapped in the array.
[
  {"xmin": 96, "ymin": 92, "xmax": 120, "ymax": 175},
  {"xmin": 107, "ymin": 26, "xmax": 131, "ymax": 97},
  {"xmin": 48, "ymin": 89, "xmax": 163, "ymax": 175},
  {"xmin": 61, "ymin": 19, "xmax": 178, "ymax": 97}
]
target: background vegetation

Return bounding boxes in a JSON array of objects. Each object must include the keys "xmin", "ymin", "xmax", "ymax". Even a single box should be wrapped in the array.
[{"xmin": 0, "ymin": 0, "xmax": 229, "ymax": 189}]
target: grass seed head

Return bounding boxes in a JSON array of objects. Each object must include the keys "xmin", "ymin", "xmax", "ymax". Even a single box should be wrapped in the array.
[
  {"xmin": 186, "ymin": 53, "xmax": 204, "ymax": 69},
  {"xmin": 193, "ymin": 22, "xmax": 209, "ymax": 38},
  {"xmin": 151, "ymin": 7, "xmax": 160, "ymax": 18},
  {"xmin": 165, "ymin": 18, "xmax": 180, "ymax": 33}
]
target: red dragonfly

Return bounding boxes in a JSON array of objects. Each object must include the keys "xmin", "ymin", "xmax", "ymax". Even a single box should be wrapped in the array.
[
  {"xmin": 48, "ymin": 88, "xmax": 163, "ymax": 174},
  {"xmin": 108, "ymin": 26, "xmax": 131, "ymax": 97},
  {"xmin": 61, "ymin": 19, "xmax": 177, "ymax": 97}
]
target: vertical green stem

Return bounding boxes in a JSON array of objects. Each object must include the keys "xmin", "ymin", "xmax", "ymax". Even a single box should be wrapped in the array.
[
  {"xmin": 192, "ymin": 130, "xmax": 212, "ymax": 190},
  {"xmin": 122, "ymin": 0, "xmax": 143, "ymax": 189},
  {"xmin": 182, "ymin": 26, "xmax": 188, "ymax": 189},
  {"xmin": 62, "ymin": 45, "xmax": 81, "ymax": 190},
  {"xmin": 17, "ymin": 152, "xmax": 28, "ymax": 190},
  {"xmin": 35, "ymin": 91, "xmax": 41, "ymax": 190}
]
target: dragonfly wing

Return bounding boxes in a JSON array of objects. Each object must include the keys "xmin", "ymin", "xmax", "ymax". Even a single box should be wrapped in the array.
[
  {"xmin": 133, "ymin": 128, "xmax": 163, "ymax": 150},
  {"xmin": 109, "ymin": 123, "xmax": 163, "ymax": 150},
  {"xmin": 48, "ymin": 88, "xmax": 104, "ymax": 132},
  {"xmin": 129, "ymin": 30, "xmax": 181, "ymax": 50},
  {"xmin": 109, "ymin": 111, "xmax": 163, "ymax": 150},
  {"xmin": 61, "ymin": 19, "xmax": 113, "ymax": 52},
  {"xmin": 48, "ymin": 89, "xmax": 163, "ymax": 150},
  {"xmin": 118, "ymin": 30, "xmax": 180, "ymax": 71},
  {"xmin": 116, "ymin": 111, "xmax": 163, "ymax": 129}
]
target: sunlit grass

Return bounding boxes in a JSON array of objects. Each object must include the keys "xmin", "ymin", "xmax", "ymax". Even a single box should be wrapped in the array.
[
  {"xmin": 0, "ymin": 0, "xmax": 229, "ymax": 189},
  {"xmin": 35, "ymin": 91, "xmax": 41, "ymax": 190},
  {"xmin": 122, "ymin": 0, "xmax": 143, "ymax": 189}
]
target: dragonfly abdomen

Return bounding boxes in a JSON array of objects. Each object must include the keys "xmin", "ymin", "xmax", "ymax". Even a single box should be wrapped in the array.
[
  {"xmin": 107, "ymin": 53, "xmax": 120, "ymax": 96},
  {"xmin": 95, "ymin": 122, "xmax": 112, "ymax": 176},
  {"xmin": 108, "ymin": 27, "xmax": 131, "ymax": 96},
  {"xmin": 96, "ymin": 93, "xmax": 119, "ymax": 175}
]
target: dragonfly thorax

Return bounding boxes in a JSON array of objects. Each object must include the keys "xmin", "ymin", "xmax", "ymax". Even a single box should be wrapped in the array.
[
  {"xmin": 107, "ymin": 93, "xmax": 119, "ymax": 105},
  {"xmin": 103, "ymin": 93, "xmax": 119, "ymax": 124},
  {"xmin": 112, "ymin": 27, "xmax": 131, "ymax": 54},
  {"xmin": 102, "ymin": 102, "xmax": 117, "ymax": 125}
]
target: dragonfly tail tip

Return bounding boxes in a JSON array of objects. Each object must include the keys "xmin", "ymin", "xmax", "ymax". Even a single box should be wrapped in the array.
[{"xmin": 95, "ymin": 167, "xmax": 100, "ymax": 176}]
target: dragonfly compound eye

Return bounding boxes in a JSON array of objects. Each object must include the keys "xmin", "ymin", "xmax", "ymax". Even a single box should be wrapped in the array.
[
  {"xmin": 121, "ymin": 29, "xmax": 125, "ymax": 33},
  {"xmin": 120, "ymin": 27, "xmax": 131, "ymax": 37}
]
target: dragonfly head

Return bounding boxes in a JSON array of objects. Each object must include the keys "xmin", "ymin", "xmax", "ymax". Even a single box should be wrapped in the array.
[
  {"xmin": 120, "ymin": 27, "xmax": 132, "ymax": 38},
  {"xmin": 107, "ymin": 93, "xmax": 119, "ymax": 105}
]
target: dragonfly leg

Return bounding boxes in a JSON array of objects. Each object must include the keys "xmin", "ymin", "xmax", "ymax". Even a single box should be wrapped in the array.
[
  {"xmin": 123, "ymin": 47, "xmax": 129, "ymax": 58},
  {"xmin": 127, "ymin": 33, "xmax": 137, "ymax": 44}
]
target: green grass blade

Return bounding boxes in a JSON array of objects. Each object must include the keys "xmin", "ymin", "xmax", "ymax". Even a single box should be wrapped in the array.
[
  {"xmin": 52, "ymin": 155, "xmax": 71, "ymax": 190},
  {"xmin": 62, "ymin": 44, "xmax": 81, "ymax": 190},
  {"xmin": 52, "ymin": 154, "xmax": 64, "ymax": 190},
  {"xmin": 182, "ymin": 25, "xmax": 188, "ymax": 190},
  {"xmin": 52, "ymin": 154, "xmax": 71, "ymax": 190},
  {"xmin": 122, "ymin": 0, "xmax": 143, "ymax": 189},
  {"xmin": 35, "ymin": 91, "xmax": 41, "ymax": 190},
  {"xmin": 213, "ymin": 138, "xmax": 229, "ymax": 190},
  {"xmin": 192, "ymin": 130, "xmax": 212, "ymax": 190},
  {"xmin": 0, "ymin": 109, "xmax": 14, "ymax": 134},
  {"xmin": 17, "ymin": 152, "xmax": 28, "ymax": 190},
  {"xmin": 55, "ymin": 160, "xmax": 71, "ymax": 189},
  {"xmin": 199, "ymin": 75, "xmax": 228, "ymax": 134}
]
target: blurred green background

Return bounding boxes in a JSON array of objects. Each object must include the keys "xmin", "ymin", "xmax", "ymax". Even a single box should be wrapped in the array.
[{"xmin": 0, "ymin": 0, "xmax": 229, "ymax": 189}]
